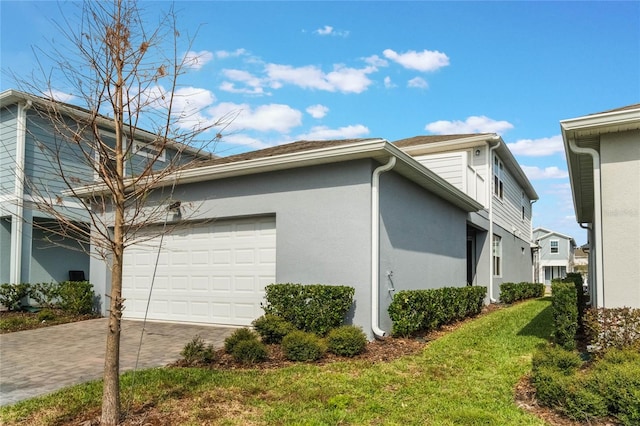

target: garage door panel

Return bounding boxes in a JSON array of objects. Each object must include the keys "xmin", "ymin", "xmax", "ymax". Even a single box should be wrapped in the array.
[{"xmin": 122, "ymin": 216, "xmax": 276, "ymax": 326}]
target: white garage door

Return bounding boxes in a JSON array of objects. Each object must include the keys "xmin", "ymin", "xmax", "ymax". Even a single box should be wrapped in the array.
[{"xmin": 122, "ymin": 216, "xmax": 276, "ymax": 326}]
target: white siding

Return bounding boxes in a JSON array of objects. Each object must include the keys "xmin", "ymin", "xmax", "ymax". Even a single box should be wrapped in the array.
[
  {"xmin": 414, "ymin": 152, "xmax": 465, "ymax": 191},
  {"xmin": 493, "ymin": 154, "xmax": 532, "ymax": 239}
]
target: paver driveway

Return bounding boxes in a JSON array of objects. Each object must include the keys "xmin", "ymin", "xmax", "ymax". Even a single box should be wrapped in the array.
[{"xmin": 0, "ymin": 319, "xmax": 235, "ymax": 406}]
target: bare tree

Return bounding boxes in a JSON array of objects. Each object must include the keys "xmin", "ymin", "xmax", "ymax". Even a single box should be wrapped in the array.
[{"xmin": 8, "ymin": 1, "xmax": 228, "ymax": 424}]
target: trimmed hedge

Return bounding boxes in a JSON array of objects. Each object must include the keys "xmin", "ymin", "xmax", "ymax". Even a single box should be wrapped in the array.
[
  {"xmin": 532, "ymin": 344, "xmax": 640, "ymax": 425},
  {"xmin": 499, "ymin": 282, "xmax": 545, "ymax": 304},
  {"xmin": 326, "ymin": 325, "xmax": 367, "ymax": 357},
  {"xmin": 281, "ymin": 330, "xmax": 327, "ymax": 361},
  {"xmin": 0, "ymin": 281, "xmax": 96, "ymax": 315},
  {"xmin": 0, "ymin": 283, "xmax": 31, "ymax": 311},
  {"xmin": 252, "ymin": 314, "xmax": 296, "ymax": 344},
  {"xmin": 388, "ymin": 286, "xmax": 487, "ymax": 337},
  {"xmin": 262, "ymin": 284, "xmax": 355, "ymax": 336},
  {"xmin": 559, "ymin": 273, "xmax": 587, "ymax": 331},
  {"xmin": 551, "ymin": 282, "xmax": 578, "ymax": 350}
]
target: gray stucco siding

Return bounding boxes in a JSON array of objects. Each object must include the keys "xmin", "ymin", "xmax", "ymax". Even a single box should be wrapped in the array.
[
  {"xmin": 378, "ymin": 171, "xmax": 469, "ymax": 332},
  {"xmin": 491, "ymin": 223, "xmax": 534, "ymax": 299},
  {"xmin": 30, "ymin": 222, "xmax": 90, "ymax": 284},
  {"xmin": 93, "ymin": 159, "xmax": 375, "ymax": 331}
]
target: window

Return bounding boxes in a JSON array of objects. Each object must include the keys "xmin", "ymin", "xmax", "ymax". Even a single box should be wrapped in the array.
[
  {"xmin": 493, "ymin": 157, "xmax": 504, "ymax": 199},
  {"xmin": 133, "ymin": 140, "xmax": 165, "ymax": 162},
  {"xmin": 493, "ymin": 234, "xmax": 502, "ymax": 277},
  {"xmin": 550, "ymin": 240, "xmax": 559, "ymax": 254}
]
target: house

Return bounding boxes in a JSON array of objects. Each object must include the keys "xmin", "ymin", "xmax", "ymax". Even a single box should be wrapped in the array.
[
  {"xmin": 0, "ymin": 89, "xmax": 207, "ymax": 286},
  {"xmin": 79, "ymin": 138, "xmax": 484, "ymax": 338},
  {"xmin": 561, "ymin": 103, "xmax": 640, "ymax": 309},
  {"xmin": 573, "ymin": 244, "xmax": 589, "ymax": 286},
  {"xmin": 394, "ymin": 134, "xmax": 539, "ymax": 301},
  {"xmin": 532, "ymin": 227, "xmax": 577, "ymax": 285}
]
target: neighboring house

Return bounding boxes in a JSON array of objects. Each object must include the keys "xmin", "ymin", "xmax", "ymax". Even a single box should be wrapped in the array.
[
  {"xmin": 394, "ymin": 134, "xmax": 539, "ymax": 301},
  {"xmin": 561, "ymin": 103, "xmax": 640, "ymax": 309},
  {"xmin": 532, "ymin": 227, "xmax": 577, "ymax": 285},
  {"xmin": 80, "ymin": 138, "xmax": 484, "ymax": 338},
  {"xmin": 0, "ymin": 89, "xmax": 207, "ymax": 286},
  {"xmin": 573, "ymin": 244, "xmax": 589, "ymax": 286}
]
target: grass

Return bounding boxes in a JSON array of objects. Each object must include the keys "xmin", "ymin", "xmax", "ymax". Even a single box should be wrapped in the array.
[{"xmin": 1, "ymin": 298, "xmax": 553, "ymax": 425}]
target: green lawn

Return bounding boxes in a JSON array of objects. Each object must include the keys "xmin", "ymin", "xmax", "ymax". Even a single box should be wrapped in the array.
[{"xmin": 1, "ymin": 298, "xmax": 553, "ymax": 425}]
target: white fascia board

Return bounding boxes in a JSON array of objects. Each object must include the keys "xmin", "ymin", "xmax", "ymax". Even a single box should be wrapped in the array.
[
  {"xmin": 399, "ymin": 134, "xmax": 491, "ymax": 155},
  {"xmin": 66, "ymin": 138, "xmax": 483, "ymax": 212},
  {"xmin": 560, "ymin": 107, "xmax": 640, "ymax": 139}
]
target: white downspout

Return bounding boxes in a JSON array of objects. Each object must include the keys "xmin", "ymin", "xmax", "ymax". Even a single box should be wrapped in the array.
[
  {"xmin": 487, "ymin": 138, "xmax": 500, "ymax": 303},
  {"xmin": 568, "ymin": 139, "xmax": 604, "ymax": 307},
  {"xmin": 371, "ymin": 156, "xmax": 396, "ymax": 339},
  {"xmin": 9, "ymin": 100, "xmax": 32, "ymax": 284}
]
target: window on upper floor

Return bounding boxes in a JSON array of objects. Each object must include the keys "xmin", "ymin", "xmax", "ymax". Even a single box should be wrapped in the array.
[
  {"xmin": 550, "ymin": 240, "xmax": 559, "ymax": 254},
  {"xmin": 133, "ymin": 140, "xmax": 165, "ymax": 162},
  {"xmin": 493, "ymin": 234, "xmax": 502, "ymax": 277},
  {"xmin": 493, "ymin": 157, "xmax": 504, "ymax": 200}
]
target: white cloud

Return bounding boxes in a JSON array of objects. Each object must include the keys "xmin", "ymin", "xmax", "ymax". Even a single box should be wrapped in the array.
[
  {"xmin": 44, "ymin": 89, "xmax": 75, "ymax": 103},
  {"xmin": 314, "ymin": 25, "xmax": 349, "ymax": 37},
  {"xmin": 183, "ymin": 50, "xmax": 214, "ymax": 70},
  {"xmin": 296, "ymin": 124, "xmax": 370, "ymax": 140},
  {"xmin": 306, "ymin": 104, "xmax": 329, "ymax": 119},
  {"xmin": 215, "ymin": 49, "xmax": 247, "ymax": 59},
  {"xmin": 220, "ymin": 69, "xmax": 267, "ymax": 95},
  {"xmin": 521, "ymin": 165, "xmax": 569, "ymax": 180},
  {"xmin": 507, "ymin": 135, "xmax": 565, "ymax": 157},
  {"xmin": 425, "ymin": 116, "xmax": 514, "ymax": 135},
  {"xmin": 364, "ymin": 55, "xmax": 389, "ymax": 67},
  {"xmin": 383, "ymin": 49, "xmax": 450, "ymax": 72},
  {"xmin": 384, "ymin": 76, "xmax": 395, "ymax": 88},
  {"xmin": 265, "ymin": 63, "xmax": 374, "ymax": 94},
  {"xmin": 207, "ymin": 102, "xmax": 302, "ymax": 133},
  {"xmin": 218, "ymin": 133, "xmax": 272, "ymax": 151},
  {"xmin": 407, "ymin": 77, "xmax": 428, "ymax": 89}
]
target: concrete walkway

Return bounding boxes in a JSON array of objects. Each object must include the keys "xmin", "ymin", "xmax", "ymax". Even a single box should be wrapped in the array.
[{"xmin": 0, "ymin": 319, "xmax": 235, "ymax": 406}]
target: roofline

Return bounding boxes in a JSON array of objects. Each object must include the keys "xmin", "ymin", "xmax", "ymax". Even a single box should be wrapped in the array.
[
  {"xmin": 66, "ymin": 138, "xmax": 483, "ymax": 212},
  {"xmin": 396, "ymin": 133, "xmax": 538, "ymax": 200},
  {"xmin": 0, "ymin": 89, "xmax": 211, "ymax": 159},
  {"xmin": 533, "ymin": 227, "xmax": 576, "ymax": 243}
]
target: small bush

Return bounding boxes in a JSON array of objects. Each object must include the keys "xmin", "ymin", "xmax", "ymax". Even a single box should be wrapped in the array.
[
  {"xmin": 281, "ymin": 330, "xmax": 326, "ymax": 362},
  {"xmin": 551, "ymin": 282, "xmax": 578, "ymax": 350},
  {"xmin": 584, "ymin": 307, "xmax": 640, "ymax": 354},
  {"xmin": 252, "ymin": 314, "xmax": 296, "ymax": 344},
  {"xmin": 37, "ymin": 309, "xmax": 57, "ymax": 322},
  {"xmin": 232, "ymin": 339, "xmax": 268, "ymax": 364},
  {"xmin": 388, "ymin": 286, "xmax": 486, "ymax": 337},
  {"xmin": 532, "ymin": 365, "xmax": 572, "ymax": 408},
  {"xmin": 532, "ymin": 343, "xmax": 582, "ymax": 375},
  {"xmin": 57, "ymin": 281, "xmax": 95, "ymax": 315},
  {"xmin": 224, "ymin": 328, "xmax": 259, "ymax": 354},
  {"xmin": 499, "ymin": 282, "xmax": 545, "ymax": 304},
  {"xmin": 30, "ymin": 282, "xmax": 60, "ymax": 308},
  {"xmin": 180, "ymin": 335, "xmax": 216, "ymax": 366},
  {"xmin": 0, "ymin": 283, "xmax": 31, "ymax": 311},
  {"xmin": 563, "ymin": 387, "xmax": 608, "ymax": 422},
  {"xmin": 326, "ymin": 325, "xmax": 367, "ymax": 357},
  {"xmin": 262, "ymin": 283, "xmax": 355, "ymax": 336}
]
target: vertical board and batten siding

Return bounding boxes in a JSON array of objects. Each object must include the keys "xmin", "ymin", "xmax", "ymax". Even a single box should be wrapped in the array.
[
  {"xmin": 0, "ymin": 104, "xmax": 18, "ymax": 196},
  {"xmin": 492, "ymin": 154, "xmax": 532, "ymax": 239},
  {"xmin": 414, "ymin": 152, "xmax": 466, "ymax": 191}
]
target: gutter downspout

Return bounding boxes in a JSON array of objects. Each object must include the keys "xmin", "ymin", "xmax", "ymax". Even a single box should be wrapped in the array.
[
  {"xmin": 487, "ymin": 137, "xmax": 500, "ymax": 303},
  {"xmin": 578, "ymin": 222, "xmax": 594, "ymax": 305},
  {"xmin": 371, "ymin": 156, "xmax": 396, "ymax": 339},
  {"xmin": 568, "ymin": 139, "xmax": 604, "ymax": 308},
  {"xmin": 9, "ymin": 100, "xmax": 32, "ymax": 284}
]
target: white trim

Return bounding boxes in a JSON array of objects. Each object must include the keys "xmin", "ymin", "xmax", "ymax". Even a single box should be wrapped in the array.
[{"xmin": 133, "ymin": 140, "xmax": 165, "ymax": 162}]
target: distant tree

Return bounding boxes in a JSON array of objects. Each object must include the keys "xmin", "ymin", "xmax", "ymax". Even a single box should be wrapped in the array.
[{"xmin": 8, "ymin": 1, "xmax": 229, "ymax": 424}]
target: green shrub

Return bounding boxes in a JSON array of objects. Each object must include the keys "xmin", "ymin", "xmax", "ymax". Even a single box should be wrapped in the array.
[
  {"xmin": 563, "ymin": 387, "xmax": 608, "ymax": 422},
  {"xmin": 30, "ymin": 282, "xmax": 60, "ymax": 308},
  {"xmin": 584, "ymin": 307, "xmax": 640, "ymax": 354},
  {"xmin": 224, "ymin": 328, "xmax": 259, "ymax": 354},
  {"xmin": 532, "ymin": 344, "xmax": 582, "ymax": 374},
  {"xmin": 551, "ymin": 282, "xmax": 578, "ymax": 350},
  {"xmin": 560, "ymin": 273, "xmax": 587, "ymax": 331},
  {"xmin": 252, "ymin": 314, "xmax": 296, "ymax": 344},
  {"xmin": 180, "ymin": 335, "xmax": 216, "ymax": 366},
  {"xmin": 281, "ymin": 330, "xmax": 326, "ymax": 362},
  {"xmin": 388, "ymin": 286, "xmax": 486, "ymax": 337},
  {"xmin": 232, "ymin": 339, "xmax": 268, "ymax": 364},
  {"xmin": 587, "ymin": 349, "xmax": 640, "ymax": 425},
  {"xmin": 57, "ymin": 281, "xmax": 95, "ymax": 315},
  {"xmin": 499, "ymin": 282, "xmax": 545, "ymax": 304},
  {"xmin": 532, "ymin": 365, "xmax": 572, "ymax": 408},
  {"xmin": 262, "ymin": 284, "xmax": 355, "ymax": 336},
  {"xmin": 37, "ymin": 309, "xmax": 57, "ymax": 322},
  {"xmin": 0, "ymin": 283, "xmax": 31, "ymax": 311},
  {"xmin": 326, "ymin": 325, "xmax": 367, "ymax": 357}
]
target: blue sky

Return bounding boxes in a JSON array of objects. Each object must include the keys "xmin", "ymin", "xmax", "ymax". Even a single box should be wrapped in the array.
[{"xmin": 1, "ymin": 1, "xmax": 639, "ymax": 245}]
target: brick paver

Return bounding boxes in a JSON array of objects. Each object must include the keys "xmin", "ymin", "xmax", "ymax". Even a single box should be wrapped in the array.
[{"xmin": 0, "ymin": 319, "xmax": 234, "ymax": 406}]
